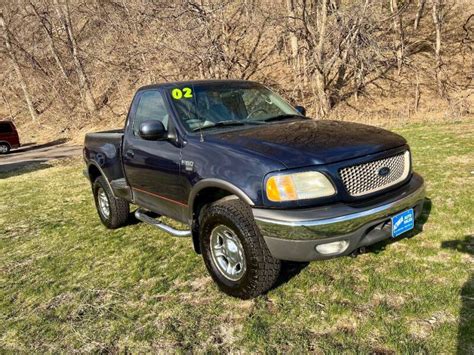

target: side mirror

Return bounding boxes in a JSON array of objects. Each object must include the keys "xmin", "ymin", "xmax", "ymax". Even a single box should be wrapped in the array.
[
  {"xmin": 139, "ymin": 120, "xmax": 166, "ymax": 140},
  {"xmin": 295, "ymin": 105, "xmax": 306, "ymax": 116}
]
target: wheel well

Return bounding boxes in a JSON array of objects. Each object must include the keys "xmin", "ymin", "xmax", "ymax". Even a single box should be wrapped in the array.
[
  {"xmin": 88, "ymin": 164, "xmax": 102, "ymax": 183},
  {"xmin": 0, "ymin": 141, "xmax": 11, "ymax": 148},
  {"xmin": 191, "ymin": 187, "xmax": 237, "ymax": 254}
]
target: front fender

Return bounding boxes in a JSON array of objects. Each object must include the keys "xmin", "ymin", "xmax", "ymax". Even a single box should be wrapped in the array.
[{"xmin": 187, "ymin": 178, "xmax": 255, "ymax": 217}]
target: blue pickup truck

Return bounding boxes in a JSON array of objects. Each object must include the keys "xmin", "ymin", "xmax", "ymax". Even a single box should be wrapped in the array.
[{"xmin": 83, "ymin": 80, "xmax": 425, "ymax": 298}]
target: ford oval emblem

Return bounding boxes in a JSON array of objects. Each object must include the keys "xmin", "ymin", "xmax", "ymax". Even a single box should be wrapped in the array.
[{"xmin": 378, "ymin": 166, "xmax": 391, "ymax": 177}]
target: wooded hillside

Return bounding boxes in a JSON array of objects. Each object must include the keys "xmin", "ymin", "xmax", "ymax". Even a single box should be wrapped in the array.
[{"xmin": 1, "ymin": 0, "xmax": 472, "ymax": 141}]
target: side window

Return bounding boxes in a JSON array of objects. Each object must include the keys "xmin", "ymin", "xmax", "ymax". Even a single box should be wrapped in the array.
[
  {"xmin": 133, "ymin": 91, "xmax": 169, "ymax": 136},
  {"xmin": 0, "ymin": 123, "xmax": 13, "ymax": 134}
]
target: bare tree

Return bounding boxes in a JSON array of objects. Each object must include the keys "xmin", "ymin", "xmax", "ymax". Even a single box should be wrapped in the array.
[
  {"xmin": 163, "ymin": 1, "xmax": 279, "ymax": 81},
  {"xmin": 414, "ymin": 0, "xmax": 426, "ymax": 30},
  {"xmin": 431, "ymin": 0, "xmax": 445, "ymax": 98},
  {"xmin": 288, "ymin": 0, "xmax": 396, "ymax": 117},
  {"xmin": 390, "ymin": 0, "xmax": 405, "ymax": 75},
  {"xmin": 53, "ymin": 0, "xmax": 97, "ymax": 113},
  {"xmin": 286, "ymin": 0, "xmax": 299, "ymax": 61},
  {"xmin": 0, "ymin": 0, "xmax": 470, "ymax": 131},
  {"xmin": 314, "ymin": 0, "xmax": 330, "ymax": 116},
  {"xmin": 29, "ymin": 1, "xmax": 71, "ymax": 85},
  {"xmin": 414, "ymin": 72, "xmax": 421, "ymax": 112},
  {"xmin": 1, "ymin": 11, "xmax": 38, "ymax": 122}
]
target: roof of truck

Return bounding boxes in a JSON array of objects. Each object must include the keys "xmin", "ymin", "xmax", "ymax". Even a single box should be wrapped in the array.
[{"xmin": 137, "ymin": 79, "xmax": 261, "ymax": 92}]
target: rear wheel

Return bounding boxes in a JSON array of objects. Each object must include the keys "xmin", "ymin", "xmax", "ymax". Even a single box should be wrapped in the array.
[
  {"xmin": 200, "ymin": 199, "xmax": 281, "ymax": 299},
  {"xmin": 93, "ymin": 176, "xmax": 130, "ymax": 229},
  {"xmin": 0, "ymin": 143, "xmax": 10, "ymax": 154}
]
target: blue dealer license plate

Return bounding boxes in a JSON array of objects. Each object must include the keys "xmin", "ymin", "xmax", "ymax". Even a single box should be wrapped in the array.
[{"xmin": 391, "ymin": 209, "xmax": 414, "ymax": 238}]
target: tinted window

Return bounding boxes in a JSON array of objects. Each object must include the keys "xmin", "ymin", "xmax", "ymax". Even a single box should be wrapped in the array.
[
  {"xmin": 0, "ymin": 123, "xmax": 13, "ymax": 133},
  {"xmin": 133, "ymin": 91, "xmax": 169, "ymax": 136}
]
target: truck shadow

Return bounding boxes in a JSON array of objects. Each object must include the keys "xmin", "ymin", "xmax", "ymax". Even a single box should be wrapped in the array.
[
  {"xmin": 0, "ymin": 160, "xmax": 52, "ymax": 179},
  {"xmin": 270, "ymin": 261, "xmax": 310, "ymax": 291},
  {"xmin": 441, "ymin": 235, "xmax": 473, "ymax": 355},
  {"xmin": 269, "ymin": 198, "xmax": 432, "ymax": 292}
]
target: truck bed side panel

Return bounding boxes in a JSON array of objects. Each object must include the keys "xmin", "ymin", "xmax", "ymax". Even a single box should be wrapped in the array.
[{"xmin": 84, "ymin": 130, "xmax": 125, "ymax": 183}]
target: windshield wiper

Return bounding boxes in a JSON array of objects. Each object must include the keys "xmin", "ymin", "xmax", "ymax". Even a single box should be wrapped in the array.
[
  {"xmin": 263, "ymin": 114, "xmax": 303, "ymax": 122},
  {"xmin": 193, "ymin": 120, "xmax": 246, "ymax": 132}
]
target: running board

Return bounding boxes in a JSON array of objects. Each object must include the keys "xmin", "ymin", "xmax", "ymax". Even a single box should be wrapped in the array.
[{"xmin": 134, "ymin": 209, "xmax": 191, "ymax": 237}]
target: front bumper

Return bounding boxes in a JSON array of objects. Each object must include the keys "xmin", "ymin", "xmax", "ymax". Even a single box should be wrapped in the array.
[{"xmin": 253, "ymin": 173, "xmax": 426, "ymax": 261}]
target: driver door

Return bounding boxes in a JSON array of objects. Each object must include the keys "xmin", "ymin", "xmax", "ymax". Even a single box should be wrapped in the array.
[{"xmin": 123, "ymin": 89, "xmax": 186, "ymax": 221}]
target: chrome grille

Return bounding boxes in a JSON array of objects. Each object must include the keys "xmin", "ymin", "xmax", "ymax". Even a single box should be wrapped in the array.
[{"xmin": 339, "ymin": 151, "xmax": 410, "ymax": 197}]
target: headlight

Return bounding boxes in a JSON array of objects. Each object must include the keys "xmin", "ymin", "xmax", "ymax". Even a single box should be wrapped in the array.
[{"xmin": 266, "ymin": 171, "xmax": 336, "ymax": 202}]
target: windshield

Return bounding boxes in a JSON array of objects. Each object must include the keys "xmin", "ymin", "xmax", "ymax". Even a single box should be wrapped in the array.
[{"xmin": 167, "ymin": 82, "xmax": 302, "ymax": 132}]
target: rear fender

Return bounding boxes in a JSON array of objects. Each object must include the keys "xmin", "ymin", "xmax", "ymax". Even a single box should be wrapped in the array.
[{"xmin": 87, "ymin": 162, "xmax": 117, "ymax": 198}]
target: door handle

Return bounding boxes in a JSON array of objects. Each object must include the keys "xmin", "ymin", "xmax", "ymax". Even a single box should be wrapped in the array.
[{"xmin": 125, "ymin": 150, "xmax": 135, "ymax": 158}]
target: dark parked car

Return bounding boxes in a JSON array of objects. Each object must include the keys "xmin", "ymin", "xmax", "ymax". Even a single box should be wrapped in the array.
[
  {"xmin": 83, "ymin": 80, "xmax": 426, "ymax": 298},
  {"xmin": 0, "ymin": 120, "xmax": 20, "ymax": 154}
]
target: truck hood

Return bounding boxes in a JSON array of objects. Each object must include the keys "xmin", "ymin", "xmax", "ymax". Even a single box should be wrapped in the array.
[{"xmin": 207, "ymin": 119, "xmax": 407, "ymax": 168}]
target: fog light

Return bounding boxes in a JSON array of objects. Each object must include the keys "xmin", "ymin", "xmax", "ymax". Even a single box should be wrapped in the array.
[{"xmin": 315, "ymin": 240, "xmax": 349, "ymax": 255}]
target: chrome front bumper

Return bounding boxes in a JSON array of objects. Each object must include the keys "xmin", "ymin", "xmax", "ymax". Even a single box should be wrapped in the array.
[{"xmin": 253, "ymin": 173, "xmax": 426, "ymax": 261}]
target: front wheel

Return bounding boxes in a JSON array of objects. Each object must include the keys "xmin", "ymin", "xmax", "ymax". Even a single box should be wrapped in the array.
[
  {"xmin": 0, "ymin": 143, "xmax": 10, "ymax": 154},
  {"xmin": 93, "ymin": 176, "xmax": 130, "ymax": 229},
  {"xmin": 200, "ymin": 199, "xmax": 281, "ymax": 299}
]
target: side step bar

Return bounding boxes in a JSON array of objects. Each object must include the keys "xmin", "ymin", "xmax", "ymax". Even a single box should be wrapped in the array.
[{"xmin": 134, "ymin": 209, "xmax": 191, "ymax": 237}]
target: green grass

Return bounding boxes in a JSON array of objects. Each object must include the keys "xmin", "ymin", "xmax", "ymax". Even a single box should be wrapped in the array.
[{"xmin": 1, "ymin": 121, "xmax": 473, "ymax": 353}]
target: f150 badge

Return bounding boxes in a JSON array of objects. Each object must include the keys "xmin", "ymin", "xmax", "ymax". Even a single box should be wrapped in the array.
[{"xmin": 181, "ymin": 160, "xmax": 195, "ymax": 172}]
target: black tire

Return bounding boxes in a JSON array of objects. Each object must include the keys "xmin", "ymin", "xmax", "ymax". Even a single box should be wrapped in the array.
[
  {"xmin": 200, "ymin": 198, "xmax": 281, "ymax": 299},
  {"xmin": 93, "ymin": 175, "xmax": 130, "ymax": 229},
  {"xmin": 0, "ymin": 143, "xmax": 10, "ymax": 154}
]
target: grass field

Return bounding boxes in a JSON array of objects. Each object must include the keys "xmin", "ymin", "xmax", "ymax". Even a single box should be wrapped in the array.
[{"xmin": 1, "ymin": 121, "xmax": 473, "ymax": 353}]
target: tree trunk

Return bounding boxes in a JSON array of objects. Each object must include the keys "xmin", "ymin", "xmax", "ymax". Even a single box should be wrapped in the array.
[
  {"xmin": 431, "ymin": 0, "xmax": 445, "ymax": 98},
  {"xmin": 2, "ymin": 92, "xmax": 15, "ymax": 120},
  {"xmin": 286, "ymin": 0, "xmax": 299, "ymax": 60},
  {"xmin": 414, "ymin": 73, "xmax": 421, "ymax": 112},
  {"xmin": 54, "ymin": 0, "xmax": 97, "ymax": 113},
  {"xmin": 286, "ymin": 0, "xmax": 303, "ymax": 99},
  {"xmin": 1, "ymin": 12, "xmax": 39, "ymax": 122},
  {"xmin": 390, "ymin": 0, "xmax": 405, "ymax": 76},
  {"xmin": 414, "ymin": 0, "xmax": 426, "ymax": 30},
  {"xmin": 315, "ymin": 0, "xmax": 331, "ymax": 117}
]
